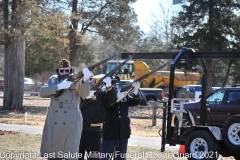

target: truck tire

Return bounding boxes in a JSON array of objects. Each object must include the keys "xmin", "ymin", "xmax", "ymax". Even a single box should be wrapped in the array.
[
  {"xmin": 162, "ymin": 87, "xmax": 169, "ymax": 97},
  {"xmin": 175, "ymin": 88, "xmax": 189, "ymax": 99},
  {"xmin": 175, "ymin": 88, "xmax": 190, "ymax": 103},
  {"xmin": 222, "ymin": 115, "xmax": 240, "ymax": 153},
  {"xmin": 185, "ymin": 130, "xmax": 219, "ymax": 160}
]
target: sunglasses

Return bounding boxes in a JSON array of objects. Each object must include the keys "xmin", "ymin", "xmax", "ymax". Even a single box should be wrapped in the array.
[{"xmin": 59, "ymin": 69, "xmax": 70, "ymax": 73}]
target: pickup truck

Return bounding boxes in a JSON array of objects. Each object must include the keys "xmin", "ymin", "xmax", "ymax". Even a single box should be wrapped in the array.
[
  {"xmin": 181, "ymin": 86, "xmax": 240, "ymax": 127},
  {"xmin": 172, "ymin": 86, "xmax": 240, "ymax": 155},
  {"xmin": 139, "ymin": 88, "xmax": 163, "ymax": 105},
  {"xmin": 118, "ymin": 80, "xmax": 164, "ymax": 105}
]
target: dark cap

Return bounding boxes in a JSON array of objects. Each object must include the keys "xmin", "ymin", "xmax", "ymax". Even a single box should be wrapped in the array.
[
  {"xmin": 58, "ymin": 59, "xmax": 71, "ymax": 68},
  {"xmin": 111, "ymin": 75, "xmax": 120, "ymax": 84}
]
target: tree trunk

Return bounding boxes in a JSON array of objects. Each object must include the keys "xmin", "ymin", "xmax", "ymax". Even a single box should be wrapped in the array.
[
  {"xmin": 206, "ymin": 59, "xmax": 212, "ymax": 96},
  {"xmin": 4, "ymin": 35, "xmax": 25, "ymax": 110},
  {"xmin": 69, "ymin": 0, "xmax": 78, "ymax": 66},
  {"xmin": 3, "ymin": 0, "xmax": 25, "ymax": 110}
]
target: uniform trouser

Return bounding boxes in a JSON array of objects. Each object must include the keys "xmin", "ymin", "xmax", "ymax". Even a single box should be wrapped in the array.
[
  {"xmin": 79, "ymin": 130, "xmax": 102, "ymax": 160},
  {"xmin": 100, "ymin": 138, "xmax": 128, "ymax": 160}
]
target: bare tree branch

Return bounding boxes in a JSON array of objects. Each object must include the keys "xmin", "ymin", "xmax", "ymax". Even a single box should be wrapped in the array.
[{"xmin": 82, "ymin": 1, "xmax": 112, "ymax": 34}]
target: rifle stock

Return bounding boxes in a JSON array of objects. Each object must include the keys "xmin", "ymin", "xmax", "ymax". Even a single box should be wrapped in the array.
[
  {"xmin": 120, "ymin": 61, "xmax": 170, "ymax": 92},
  {"xmin": 55, "ymin": 55, "xmax": 116, "ymax": 98},
  {"xmin": 79, "ymin": 55, "xmax": 134, "ymax": 109}
]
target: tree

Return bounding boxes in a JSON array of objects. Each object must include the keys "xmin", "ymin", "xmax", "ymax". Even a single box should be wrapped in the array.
[
  {"xmin": 133, "ymin": 1, "xmax": 181, "ymax": 70},
  {"xmin": 66, "ymin": 0, "xmax": 140, "ymax": 66},
  {"xmin": 171, "ymin": 0, "xmax": 240, "ymax": 91},
  {"xmin": 0, "ymin": 0, "xmax": 142, "ymax": 110},
  {"xmin": 1, "ymin": 0, "xmax": 26, "ymax": 110},
  {"xmin": 0, "ymin": 0, "xmax": 66, "ymax": 109},
  {"xmin": 23, "ymin": 0, "xmax": 140, "ymax": 75},
  {"xmin": 171, "ymin": 0, "xmax": 240, "ymax": 51},
  {"xmin": 133, "ymin": 36, "xmax": 166, "ymax": 70},
  {"xmin": 148, "ymin": 1, "xmax": 181, "ymax": 51},
  {"xmin": 230, "ymin": 15, "xmax": 240, "ymax": 51},
  {"xmin": 25, "ymin": 7, "xmax": 72, "ymax": 76}
]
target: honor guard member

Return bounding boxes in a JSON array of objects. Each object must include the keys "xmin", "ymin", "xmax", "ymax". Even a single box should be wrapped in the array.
[
  {"xmin": 101, "ymin": 76, "xmax": 141, "ymax": 160},
  {"xmin": 79, "ymin": 76, "xmax": 117, "ymax": 160},
  {"xmin": 39, "ymin": 59, "xmax": 91, "ymax": 160}
]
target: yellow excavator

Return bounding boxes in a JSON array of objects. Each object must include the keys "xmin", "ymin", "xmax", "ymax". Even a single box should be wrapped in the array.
[{"xmin": 96, "ymin": 60, "xmax": 200, "ymax": 98}]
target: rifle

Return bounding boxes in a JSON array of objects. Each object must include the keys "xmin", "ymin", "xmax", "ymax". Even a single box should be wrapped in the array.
[
  {"xmin": 79, "ymin": 55, "xmax": 134, "ymax": 109},
  {"xmin": 55, "ymin": 55, "xmax": 116, "ymax": 98},
  {"xmin": 91, "ymin": 55, "xmax": 134, "ymax": 90},
  {"xmin": 117, "ymin": 61, "xmax": 170, "ymax": 101}
]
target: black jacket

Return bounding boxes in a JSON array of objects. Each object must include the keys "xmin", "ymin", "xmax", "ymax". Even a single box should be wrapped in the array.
[
  {"xmin": 81, "ymin": 87, "xmax": 117, "ymax": 131},
  {"xmin": 102, "ymin": 92, "xmax": 140, "ymax": 140}
]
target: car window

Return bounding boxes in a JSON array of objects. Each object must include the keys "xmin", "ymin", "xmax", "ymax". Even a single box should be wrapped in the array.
[
  {"xmin": 207, "ymin": 90, "xmax": 225, "ymax": 104},
  {"xmin": 226, "ymin": 91, "xmax": 240, "ymax": 104},
  {"xmin": 105, "ymin": 63, "xmax": 133, "ymax": 75},
  {"xmin": 106, "ymin": 63, "xmax": 118, "ymax": 73},
  {"xmin": 194, "ymin": 86, "xmax": 202, "ymax": 91},
  {"xmin": 120, "ymin": 64, "xmax": 133, "ymax": 74}
]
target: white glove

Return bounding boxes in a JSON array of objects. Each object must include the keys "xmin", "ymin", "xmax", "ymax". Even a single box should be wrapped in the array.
[
  {"xmin": 82, "ymin": 68, "xmax": 91, "ymax": 82},
  {"xmin": 103, "ymin": 77, "xmax": 111, "ymax": 87},
  {"xmin": 132, "ymin": 82, "xmax": 140, "ymax": 94},
  {"xmin": 57, "ymin": 79, "xmax": 73, "ymax": 90},
  {"xmin": 117, "ymin": 90, "xmax": 128, "ymax": 102},
  {"xmin": 86, "ymin": 90, "xmax": 96, "ymax": 99}
]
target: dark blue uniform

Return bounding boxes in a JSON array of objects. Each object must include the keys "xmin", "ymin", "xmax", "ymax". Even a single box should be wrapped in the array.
[
  {"xmin": 101, "ymin": 93, "xmax": 140, "ymax": 160},
  {"xmin": 79, "ymin": 87, "xmax": 117, "ymax": 160}
]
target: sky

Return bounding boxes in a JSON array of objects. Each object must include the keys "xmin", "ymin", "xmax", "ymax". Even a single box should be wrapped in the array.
[
  {"xmin": 131, "ymin": 0, "xmax": 161, "ymax": 34},
  {"xmin": 131, "ymin": 0, "xmax": 182, "ymax": 34}
]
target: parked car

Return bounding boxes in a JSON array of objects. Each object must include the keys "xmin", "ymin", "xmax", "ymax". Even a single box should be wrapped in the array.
[
  {"xmin": 139, "ymin": 88, "xmax": 163, "ymax": 105},
  {"xmin": 183, "ymin": 85, "xmax": 202, "ymax": 99},
  {"xmin": 174, "ymin": 86, "xmax": 240, "ymax": 128},
  {"xmin": 0, "ymin": 78, "xmax": 38, "ymax": 92},
  {"xmin": 183, "ymin": 85, "xmax": 222, "ymax": 100},
  {"xmin": 0, "ymin": 79, "xmax": 4, "ymax": 89},
  {"xmin": 24, "ymin": 78, "xmax": 35, "ymax": 91}
]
